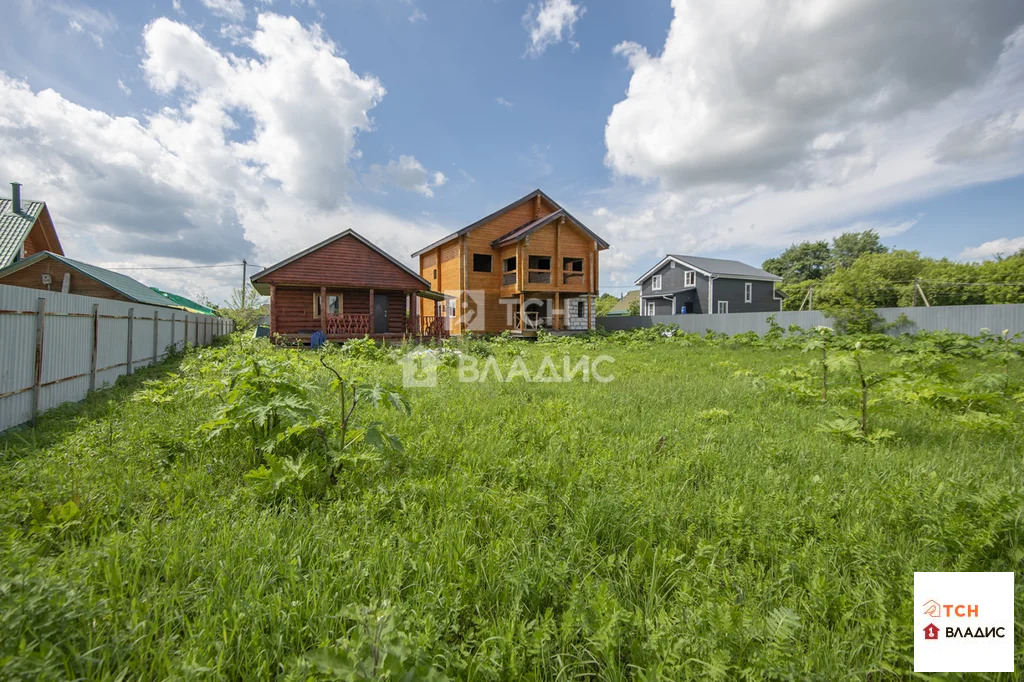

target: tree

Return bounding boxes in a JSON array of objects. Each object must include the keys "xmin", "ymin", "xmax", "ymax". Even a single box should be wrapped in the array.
[
  {"xmin": 831, "ymin": 230, "xmax": 887, "ymax": 270},
  {"xmin": 762, "ymin": 241, "xmax": 832, "ymax": 282},
  {"xmin": 626, "ymin": 299, "xmax": 641, "ymax": 316},
  {"xmin": 219, "ymin": 283, "xmax": 268, "ymax": 331},
  {"xmin": 594, "ymin": 293, "xmax": 619, "ymax": 317}
]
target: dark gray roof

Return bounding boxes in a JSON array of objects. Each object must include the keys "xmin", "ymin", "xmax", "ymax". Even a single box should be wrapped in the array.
[{"xmin": 668, "ymin": 255, "xmax": 782, "ymax": 281}]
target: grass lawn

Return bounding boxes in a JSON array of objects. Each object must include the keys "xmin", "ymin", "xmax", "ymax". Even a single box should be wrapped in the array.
[{"xmin": 1, "ymin": 332, "xmax": 1021, "ymax": 679}]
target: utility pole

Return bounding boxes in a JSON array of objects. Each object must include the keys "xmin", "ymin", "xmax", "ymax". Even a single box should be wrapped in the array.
[{"xmin": 241, "ymin": 260, "xmax": 247, "ymax": 309}]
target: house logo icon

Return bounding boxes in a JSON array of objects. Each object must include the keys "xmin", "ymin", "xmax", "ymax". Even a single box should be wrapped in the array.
[
  {"xmin": 922, "ymin": 599, "xmax": 942, "ymax": 617},
  {"xmin": 923, "ymin": 623, "xmax": 940, "ymax": 640}
]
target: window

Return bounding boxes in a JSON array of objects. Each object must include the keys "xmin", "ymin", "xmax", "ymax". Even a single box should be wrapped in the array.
[
  {"xmin": 744, "ymin": 282, "xmax": 752, "ymax": 303},
  {"xmin": 432, "ymin": 268, "xmax": 437, "ymax": 279},
  {"xmin": 652, "ymin": 274, "xmax": 662, "ymax": 291},
  {"xmin": 528, "ymin": 255, "xmax": 551, "ymax": 270},
  {"xmin": 647, "ymin": 301, "xmax": 656, "ymax": 316},
  {"xmin": 684, "ymin": 270, "xmax": 695, "ymax": 287},
  {"xmin": 313, "ymin": 292, "xmax": 343, "ymax": 318},
  {"xmin": 563, "ymin": 257, "xmax": 583, "ymax": 272},
  {"xmin": 503, "ymin": 256, "xmax": 517, "ymax": 272},
  {"xmin": 577, "ymin": 301, "xmax": 584, "ymax": 317},
  {"xmin": 473, "ymin": 253, "xmax": 493, "ymax": 272},
  {"xmin": 717, "ymin": 300, "xmax": 729, "ymax": 314},
  {"xmin": 670, "ymin": 261, "xmax": 675, "ymax": 268}
]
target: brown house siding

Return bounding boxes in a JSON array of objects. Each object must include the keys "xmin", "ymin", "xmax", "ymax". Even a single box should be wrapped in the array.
[
  {"xmin": 0, "ymin": 259, "xmax": 134, "ymax": 302},
  {"xmin": 260, "ymin": 234, "xmax": 424, "ymax": 291}
]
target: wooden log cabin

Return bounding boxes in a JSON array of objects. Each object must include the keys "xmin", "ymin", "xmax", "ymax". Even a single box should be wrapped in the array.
[
  {"xmin": 411, "ymin": 189, "xmax": 610, "ymax": 335},
  {"xmin": 250, "ymin": 229, "xmax": 447, "ymax": 342}
]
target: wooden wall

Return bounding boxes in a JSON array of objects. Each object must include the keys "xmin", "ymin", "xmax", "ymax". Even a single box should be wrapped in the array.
[
  {"xmin": 273, "ymin": 287, "xmax": 408, "ymax": 335},
  {"xmin": 0, "ymin": 259, "xmax": 134, "ymax": 302},
  {"xmin": 259, "ymin": 234, "xmax": 424, "ymax": 291}
]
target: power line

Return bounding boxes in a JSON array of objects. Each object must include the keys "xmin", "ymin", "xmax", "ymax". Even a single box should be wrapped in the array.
[{"xmin": 100, "ymin": 262, "xmax": 264, "ymax": 271}]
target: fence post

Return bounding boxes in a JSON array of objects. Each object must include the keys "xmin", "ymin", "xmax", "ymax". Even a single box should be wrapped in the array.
[
  {"xmin": 89, "ymin": 303, "xmax": 99, "ymax": 392},
  {"xmin": 31, "ymin": 297, "xmax": 46, "ymax": 424},
  {"xmin": 126, "ymin": 308, "xmax": 134, "ymax": 375},
  {"xmin": 152, "ymin": 311, "xmax": 159, "ymax": 364},
  {"xmin": 170, "ymin": 312, "xmax": 176, "ymax": 351}
]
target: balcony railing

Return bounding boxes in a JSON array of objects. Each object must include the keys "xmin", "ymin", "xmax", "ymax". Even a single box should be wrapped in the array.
[
  {"xmin": 407, "ymin": 314, "xmax": 450, "ymax": 339},
  {"xmin": 325, "ymin": 313, "xmax": 370, "ymax": 336},
  {"xmin": 527, "ymin": 270, "xmax": 551, "ymax": 284},
  {"xmin": 562, "ymin": 272, "xmax": 584, "ymax": 285},
  {"xmin": 502, "ymin": 272, "xmax": 517, "ymax": 286},
  {"xmin": 513, "ymin": 311, "xmax": 542, "ymax": 330}
]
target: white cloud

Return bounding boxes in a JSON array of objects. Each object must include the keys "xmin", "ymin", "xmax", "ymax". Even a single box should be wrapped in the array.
[
  {"xmin": 367, "ymin": 155, "xmax": 447, "ymax": 197},
  {"xmin": 523, "ymin": 0, "xmax": 585, "ymax": 57},
  {"xmin": 199, "ymin": 0, "xmax": 246, "ymax": 21},
  {"xmin": 959, "ymin": 236, "xmax": 1024, "ymax": 261},
  {"xmin": 495, "ymin": 97, "xmax": 514, "ymax": 108},
  {"xmin": 0, "ymin": 12, "xmax": 443, "ymax": 303},
  {"xmin": 117, "ymin": 79, "xmax": 131, "ymax": 96},
  {"xmin": 595, "ymin": 1, "xmax": 1024, "ymax": 286}
]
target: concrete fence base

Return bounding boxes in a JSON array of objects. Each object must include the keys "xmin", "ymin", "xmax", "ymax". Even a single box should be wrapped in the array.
[{"xmin": 598, "ymin": 304, "xmax": 1024, "ymax": 337}]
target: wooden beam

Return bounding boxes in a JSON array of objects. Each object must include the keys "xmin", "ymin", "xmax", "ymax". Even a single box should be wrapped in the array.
[
  {"xmin": 320, "ymin": 286, "xmax": 327, "ymax": 336},
  {"xmin": 519, "ymin": 292, "xmax": 525, "ymax": 333},
  {"xmin": 461, "ymin": 233, "xmax": 468, "ymax": 334},
  {"xmin": 555, "ymin": 217, "xmax": 562, "ymax": 289},
  {"xmin": 269, "ymin": 285, "xmax": 277, "ymax": 338},
  {"xmin": 592, "ymin": 240, "xmax": 599, "ymax": 295}
]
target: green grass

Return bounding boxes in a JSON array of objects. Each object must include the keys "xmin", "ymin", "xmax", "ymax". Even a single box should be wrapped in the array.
[{"xmin": 1, "ymin": 333, "xmax": 1021, "ymax": 680}]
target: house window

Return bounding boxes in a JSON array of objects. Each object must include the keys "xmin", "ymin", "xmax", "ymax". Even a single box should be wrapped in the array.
[
  {"xmin": 503, "ymin": 256, "xmax": 517, "ymax": 272},
  {"xmin": 646, "ymin": 301, "xmax": 656, "ymax": 315},
  {"xmin": 473, "ymin": 253, "xmax": 492, "ymax": 272},
  {"xmin": 684, "ymin": 270, "xmax": 695, "ymax": 287},
  {"xmin": 563, "ymin": 257, "xmax": 583, "ymax": 272},
  {"xmin": 433, "ymin": 268, "xmax": 437, "ymax": 279},
  {"xmin": 717, "ymin": 300, "xmax": 729, "ymax": 314},
  {"xmin": 652, "ymin": 274, "xmax": 662, "ymax": 291},
  {"xmin": 528, "ymin": 255, "xmax": 551, "ymax": 270},
  {"xmin": 744, "ymin": 282, "xmax": 752, "ymax": 303},
  {"xmin": 313, "ymin": 292, "xmax": 344, "ymax": 318},
  {"xmin": 577, "ymin": 301, "xmax": 584, "ymax": 317}
]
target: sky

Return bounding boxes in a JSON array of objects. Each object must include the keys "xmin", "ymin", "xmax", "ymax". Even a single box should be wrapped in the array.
[{"xmin": 1, "ymin": 0, "xmax": 1023, "ymax": 303}]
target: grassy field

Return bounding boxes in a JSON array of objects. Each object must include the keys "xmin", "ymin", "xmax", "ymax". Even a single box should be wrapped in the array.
[{"xmin": 1, "ymin": 330, "xmax": 1021, "ymax": 679}]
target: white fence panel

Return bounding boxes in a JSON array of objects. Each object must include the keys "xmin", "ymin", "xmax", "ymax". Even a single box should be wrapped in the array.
[
  {"xmin": 0, "ymin": 284, "xmax": 234, "ymax": 432},
  {"xmin": 599, "ymin": 303, "xmax": 1024, "ymax": 337}
]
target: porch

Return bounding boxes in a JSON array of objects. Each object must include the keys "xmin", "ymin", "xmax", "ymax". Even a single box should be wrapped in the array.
[{"xmin": 508, "ymin": 292, "xmax": 596, "ymax": 336}]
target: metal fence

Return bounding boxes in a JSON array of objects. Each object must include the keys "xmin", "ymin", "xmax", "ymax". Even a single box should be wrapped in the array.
[
  {"xmin": 598, "ymin": 303, "xmax": 1024, "ymax": 337},
  {"xmin": 0, "ymin": 284, "xmax": 233, "ymax": 432}
]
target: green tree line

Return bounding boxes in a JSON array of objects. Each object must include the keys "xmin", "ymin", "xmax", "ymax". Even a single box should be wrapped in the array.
[{"xmin": 763, "ymin": 231, "xmax": 1024, "ymax": 310}]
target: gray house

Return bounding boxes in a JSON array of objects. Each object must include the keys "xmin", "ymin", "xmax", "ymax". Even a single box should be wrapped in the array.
[{"xmin": 634, "ymin": 255, "xmax": 783, "ymax": 315}]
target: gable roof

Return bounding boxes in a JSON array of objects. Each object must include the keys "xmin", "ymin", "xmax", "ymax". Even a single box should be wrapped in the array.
[
  {"xmin": 411, "ymin": 189, "xmax": 609, "ymax": 257},
  {"xmin": 0, "ymin": 251, "xmax": 178, "ymax": 308},
  {"xmin": 0, "ymin": 198, "xmax": 47, "ymax": 268},
  {"xmin": 250, "ymin": 228, "xmax": 428, "ymax": 288},
  {"xmin": 634, "ymin": 254, "xmax": 782, "ymax": 285},
  {"xmin": 489, "ymin": 208, "xmax": 610, "ymax": 249},
  {"xmin": 607, "ymin": 290, "xmax": 640, "ymax": 314}
]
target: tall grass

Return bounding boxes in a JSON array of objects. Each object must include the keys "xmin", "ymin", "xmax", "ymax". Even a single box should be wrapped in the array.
[{"xmin": 0, "ymin": 333, "xmax": 1020, "ymax": 679}]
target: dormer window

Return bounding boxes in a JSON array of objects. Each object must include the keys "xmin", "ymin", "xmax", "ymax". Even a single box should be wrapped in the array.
[
  {"xmin": 684, "ymin": 270, "xmax": 695, "ymax": 287},
  {"xmin": 651, "ymin": 274, "xmax": 662, "ymax": 291}
]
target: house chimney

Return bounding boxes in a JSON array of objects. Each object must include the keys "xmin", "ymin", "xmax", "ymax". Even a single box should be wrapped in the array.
[{"xmin": 11, "ymin": 182, "xmax": 21, "ymax": 214}]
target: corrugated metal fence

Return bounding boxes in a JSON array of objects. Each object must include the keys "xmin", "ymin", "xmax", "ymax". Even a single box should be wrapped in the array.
[
  {"xmin": 599, "ymin": 303, "xmax": 1024, "ymax": 337},
  {"xmin": 0, "ymin": 284, "xmax": 233, "ymax": 432}
]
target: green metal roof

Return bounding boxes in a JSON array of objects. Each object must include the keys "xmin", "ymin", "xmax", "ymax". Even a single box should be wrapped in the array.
[
  {"xmin": 0, "ymin": 251, "xmax": 175, "ymax": 308},
  {"xmin": 0, "ymin": 198, "xmax": 45, "ymax": 268},
  {"xmin": 151, "ymin": 288, "xmax": 217, "ymax": 315}
]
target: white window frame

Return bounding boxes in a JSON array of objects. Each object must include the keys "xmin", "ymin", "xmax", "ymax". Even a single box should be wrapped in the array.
[
  {"xmin": 744, "ymin": 282, "xmax": 752, "ymax": 303},
  {"xmin": 684, "ymin": 270, "xmax": 695, "ymax": 287},
  {"xmin": 651, "ymin": 274, "xmax": 662, "ymax": 291},
  {"xmin": 717, "ymin": 300, "xmax": 729, "ymax": 314},
  {"xmin": 646, "ymin": 301, "xmax": 656, "ymax": 316}
]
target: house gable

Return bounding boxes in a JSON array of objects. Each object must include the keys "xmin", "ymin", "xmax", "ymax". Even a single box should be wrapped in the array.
[{"xmin": 252, "ymin": 231, "xmax": 427, "ymax": 294}]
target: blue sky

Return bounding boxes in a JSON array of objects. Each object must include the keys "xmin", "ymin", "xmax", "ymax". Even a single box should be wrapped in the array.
[{"xmin": 1, "ymin": 0, "xmax": 1023, "ymax": 302}]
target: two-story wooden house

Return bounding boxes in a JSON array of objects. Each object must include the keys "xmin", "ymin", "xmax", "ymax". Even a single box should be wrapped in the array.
[{"xmin": 411, "ymin": 190, "xmax": 609, "ymax": 335}]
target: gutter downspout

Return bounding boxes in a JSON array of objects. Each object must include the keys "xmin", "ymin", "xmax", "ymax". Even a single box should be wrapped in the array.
[{"xmin": 708, "ymin": 275, "xmax": 717, "ymax": 314}]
